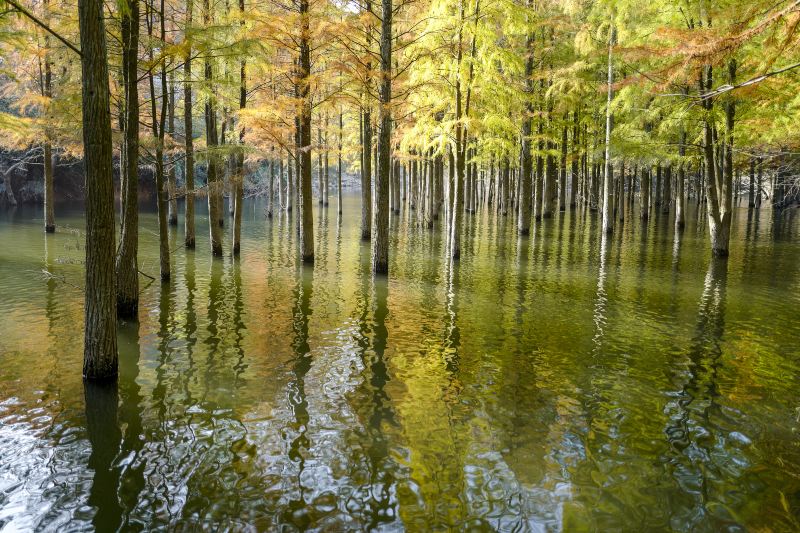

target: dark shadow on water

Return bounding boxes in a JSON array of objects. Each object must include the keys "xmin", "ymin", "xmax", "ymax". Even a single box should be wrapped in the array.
[
  {"xmin": 84, "ymin": 380, "xmax": 123, "ymax": 531},
  {"xmin": 662, "ymin": 257, "xmax": 731, "ymax": 529},
  {"xmin": 117, "ymin": 320, "xmax": 145, "ymax": 528},
  {"xmin": 282, "ymin": 263, "xmax": 313, "ymax": 529}
]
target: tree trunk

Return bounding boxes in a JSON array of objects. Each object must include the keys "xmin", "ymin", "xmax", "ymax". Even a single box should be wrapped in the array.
[
  {"xmin": 298, "ymin": 0, "xmax": 314, "ymax": 263},
  {"xmin": 641, "ymin": 167, "xmax": 650, "ymax": 220},
  {"xmin": 79, "ymin": 0, "xmax": 118, "ymax": 379},
  {"xmin": 183, "ymin": 0, "xmax": 195, "ymax": 248},
  {"xmin": 42, "ymin": 29, "xmax": 55, "ymax": 232},
  {"xmin": 167, "ymin": 72, "xmax": 178, "ymax": 225},
  {"xmin": 517, "ymin": 25, "xmax": 534, "ymax": 235},
  {"xmin": 324, "ymin": 114, "xmax": 330, "ymax": 206},
  {"xmin": 203, "ymin": 0, "xmax": 223, "ymax": 255},
  {"xmin": 372, "ymin": 0, "xmax": 391, "ymax": 274},
  {"xmin": 232, "ymin": 1, "xmax": 246, "ymax": 255},
  {"xmin": 115, "ymin": 0, "xmax": 140, "ymax": 317},
  {"xmin": 676, "ymin": 122, "xmax": 686, "ymax": 231},
  {"xmin": 148, "ymin": 0, "xmax": 171, "ymax": 280},
  {"xmin": 361, "ymin": 108, "xmax": 372, "ymax": 240}
]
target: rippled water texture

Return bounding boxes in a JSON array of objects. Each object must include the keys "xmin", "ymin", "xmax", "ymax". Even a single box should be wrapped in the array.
[{"xmin": 1, "ymin": 196, "xmax": 799, "ymax": 531}]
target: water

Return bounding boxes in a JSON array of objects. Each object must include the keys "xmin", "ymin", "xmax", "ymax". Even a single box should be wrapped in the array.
[{"xmin": 1, "ymin": 195, "xmax": 799, "ymax": 531}]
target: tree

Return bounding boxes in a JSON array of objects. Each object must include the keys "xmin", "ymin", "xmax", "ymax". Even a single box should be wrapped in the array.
[
  {"xmin": 601, "ymin": 23, "xmax": 615, "ymax": 235},
  {"xmin": 298, "ymin": 0, "xmax": 314, "ymax": 263},
  {"xmin": 78, "ymin": 0, "xmax": 118, "ymax": 379},
  {"xmin": 115, "ymin": 0, "xmax": 140, "ymax": 317},
  {"xmin": 372, "ymin": 0, "xmax": 391, "ymax": 274}
]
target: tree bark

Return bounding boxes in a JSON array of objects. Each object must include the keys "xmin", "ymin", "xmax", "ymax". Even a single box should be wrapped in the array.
[
  {"xmin": 517, "ymin": 24, "xmax": 534, "ymax": 235},
  {"xmin": 372, "ymin": 0, "xmax": 391, "ymax": 273},
  {"xmin": 232, "ymin": 0, "xmax": 246, "ymax": 255},
  {"xmin": 337, "ymin": 109, "xmax": 343, "ymax": 215},
  {"xmin": 298, "ymin": 0, "xmax": 314, "ymax": 263},
  {"xmin": 183, "ymin": 0, "xmax": 195, "ymax": 248},
  {"xmin": 203, "ymin": 0, "xmax": 223, "ymax": 255},
  {"xmin": 79, "ymin": 0, "xmax": 118, "ymax": 379},
  {"xmin": 167, "ymin": 71, "xmax": 178, "ymax": 225},
  {"xmin": 42, "ymin": 24, "xmax": 56, "ymax": 233},
  {"xmin": 148, "ymin": 0, "xmax": 171, "ymax": 280},
  {"xmin": 115, "ymin": 0, "xmax": 140, "ymax": 316},
  {"xmin": 601, "ymin": 24, "xmax": 615, "ymax": 234}
]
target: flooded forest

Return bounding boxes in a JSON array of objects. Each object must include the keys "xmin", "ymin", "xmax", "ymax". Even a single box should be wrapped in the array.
[{"xmin": 1, "ymin": 0, "xmax": 800, "ymax": 529}]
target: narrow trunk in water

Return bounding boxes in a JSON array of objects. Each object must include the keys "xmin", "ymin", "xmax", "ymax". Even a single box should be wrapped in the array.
[
  {"xmin": 167, "ymin": 72, "xmax": 178, "ymax": 226},
  {"xmin": 79, "ymin": 0, "xmax": 118, "ymax": 379},
  {"xmin": 183, "ymin": 0, "xmax": 196, "ymax": 248},
  {"xmin": 372, "ymin": 0, "xmax": 391, "ymax": 273},
  {"xmin": 116, "ymin": 0, "xmax": 140, "ymax": 316},
  {"xmin": 298, "ymin": 0, "xmax": 314, "ymax": 263}
]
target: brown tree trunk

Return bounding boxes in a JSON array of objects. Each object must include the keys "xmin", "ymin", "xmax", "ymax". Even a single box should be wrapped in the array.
[
  {"xmin": 232, "ymin": 0, "xmax": 246, "ymax": 255},
  {"xmin": 204, "ymin": 0, "xmax": 222, "ymax": 255},
  {"xmin": 372, "ymin": 0, "xmax": 391, "ymax": 273},
  {"xmin": 298, "ymin": 0, "xmax": 314, "ymax": 263},
  {"xmin": 79, "ymin": 0, "xmax": 118, "ymax": 379},
  {"xmin": 42, "ymin": 25, "xmax": 56, "ymax": 233},
  {"xmin": 183, "ymin": 0, "xmax": 195, "ymax": 248},
  {"xmin": 167, "ymin": 71, "xmax": 178, "ymax": 226},
  {"xmin": 115, "ymin": 0, "xmax": 140, "ymax": 316}
]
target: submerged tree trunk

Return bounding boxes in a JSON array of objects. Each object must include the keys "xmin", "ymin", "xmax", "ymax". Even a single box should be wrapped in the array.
[
  {"xmin": 601, "ymin": 24, "xmax": 615, "ymax": 234},
  {"xmin": 204, "ymin": 0, "xmax": 223, "ymax": 256},
  {"xmin": 115, "ymin": 0, "xmax": 140, "ymax": 317},
  {"xmin": 570, "ymin": 110, "xmax": 578, "ymax": 208},
  {"xmin": 79, "ymin": 0, "xmax": 118, "ymax": 379},
  {"xmin": 232, "ymin": 0, "xmax": 246, "ymax": 255},
  {"xmin": 676, "ymin": 120, "xmax": 686, "ymax": 231},
  {"xmin": 362, "ymin": 107, "xmax": 372, "ymax": 240},
  {"xmin": 518, "ymin": 23, "xmax": 534, "ymax": 235},
  {"xmin": 641, "ymin": 167, "xmax": 650, "ymax": 221},
  {"xmin": 337, "ymin": 110, "xmax": 343, "ymax": 215},
  {"xmin": 298, "ymin": 0, "xmax": 314, "ymax": 263},
  {"xmin": 183, "ymin": 0, "xmax": 195, "ymax": 248},
  {"xmin": 702, "ymin": 60, "xmax": 736, "ymax": 257},
  {"xmin": 149, "ymin": 0, "xmax": 171, "ymax": 280},
  {"xmin": 42, "ymin": 25, "xmax": 55, "ymax": 233},
  {"xmin": 167, "ymin": 72, "xmax": 178, "ymax": 226},
  {"xmin": 372, "ymin": 0, "xmax": 391, "ymax": 274}
]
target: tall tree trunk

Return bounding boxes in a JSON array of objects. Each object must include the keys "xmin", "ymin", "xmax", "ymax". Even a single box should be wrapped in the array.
[
  {"xmin": 570, "ymin": 110, "xmax": 578, "ymax": 208},
  {"xmin": 183, "ymin": 0, "xmax": 195, "ymax": 248},
  {"xmin": 559, "ymin": 123, "xmax": 567, "ymax": 212},
  {"xmin": 116, "ymin": 0, "xmax": 140, "ymax": 316},
  {"xmin": 641, "ymin": 167, "xmax": 650, "ymax": 220},
  {"xmin": 362, "ymin": 108, "xmax": 372, "ymax": 239},
  {"xmin": 147, "ymin": 0, "xmax": 170, "ymax": 280},
  {"xmin": 702, "ymin": 60, "xmax": 736, "ymax": 257},
  {"xmin": 204, "ymin": 0, "xmax": 223, "ymax": 255},
  {"xmin": 601, "ymin": 24, "xmax": 615, "ymax": 234},
  {"xmin": 324, "ymin": 114, "xmax": 330, "ymax": 206},
  {"xmin": 232, "ymin": 0, "xmax": 246, "ymax": 255},
  {"xmin": 662, "ymin": 163, "xmax": 672, "ymax": 215},
  {"xmin": 79, "ymin": 0, "xmax": 118, "ymax": 379},
  {"xmin": 317, "ymin": 125, "xmax": 324, "ymax": 204},
  {"xmin": 167, "ymin": 71, "xmax": 178, "ymax": 225},
  {"xmin": 298, "ymin": 0, "xmax": 314, "ymax": 263},
  {"xmin": 286, "ymin": 139, "xmax": 293, "ymax": 212},
  {"xmin": 42, "ymin": 21, "xmax": 55, "ymax": 232},
  {"xmin": 676, "ymin": 115, "xmax": 686, "ymax": 230},
  {"xmin": 517, "ymin": 22, "xmax": 534, "ymax": 235},
  {"xmin": 337, "ymin": 109, "xmax": 343, "ymax": 215},
  {"xmin": 372, "ymin": 0, "xmax": 391, "ymax": 273}
]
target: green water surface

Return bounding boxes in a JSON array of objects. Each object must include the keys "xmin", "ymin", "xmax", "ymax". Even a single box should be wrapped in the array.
[{"xmin": 0, "ymin": 196, "xmax": 799, "ymax": 531}]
